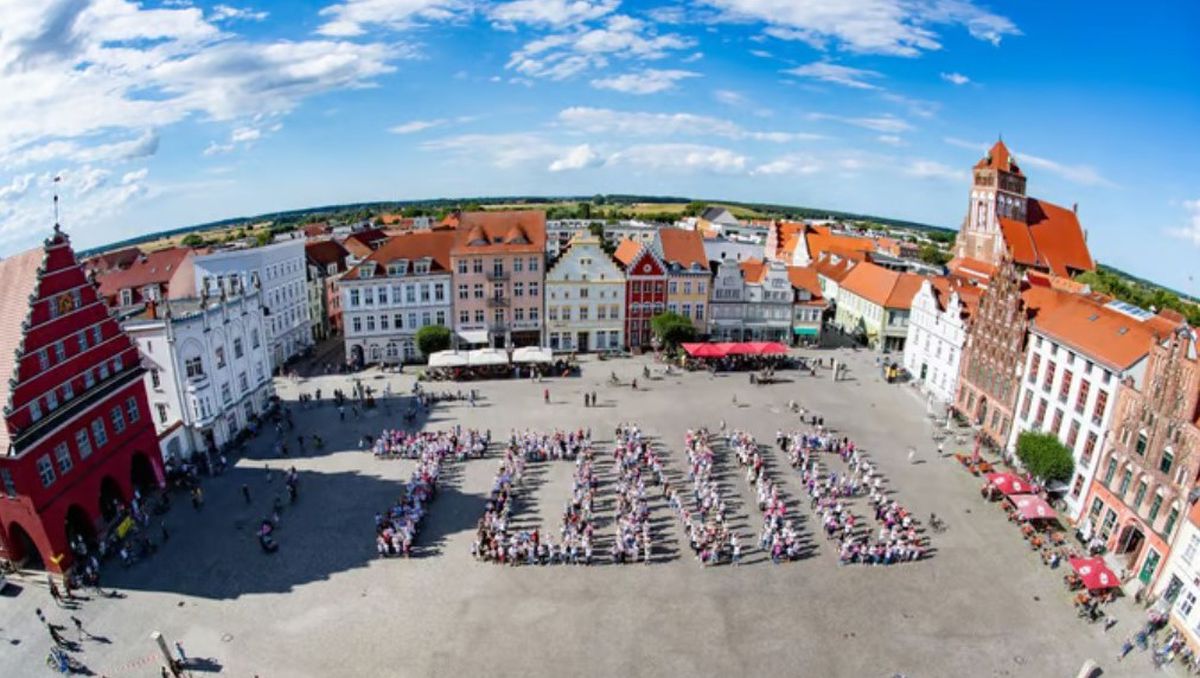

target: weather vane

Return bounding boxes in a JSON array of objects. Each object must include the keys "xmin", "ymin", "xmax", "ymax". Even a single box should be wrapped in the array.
[{"xmin": 53, "ymin": 175, "xmax": 62, "ymax": 233}]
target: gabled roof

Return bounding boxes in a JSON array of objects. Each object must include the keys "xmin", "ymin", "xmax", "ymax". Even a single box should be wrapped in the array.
[
  {"xmin": 342, "ymin": 227, "xmax": 390, "ymax": 258},
  {"xmin": 301, "ymin": 223, "xmax": 330, "ymax": 238},
  {"xmin": 305, "ymin": 239, "xmax": 349, "ymax": 271},
  {"xmin": 811, "ymin": 253, "xmax": 856, "ymax": 283},
  {"xmin": 928, "ymin": 276, "xmax": 983, "ymax": 320},
  {"xmin": 786, "ymin": 266, "xmax": 823, "ymax": 299},
  {"xmin": 804, "ymin": 224, "xmax": 875, "ymax": 260},
  {"xmin": 739, "ymin": 258, "xmax": 766, "ymax": 284},
  {"xmin": 996, "ymin": 198, "xmax": 1094, "ymax": 277},
  {"xmin": 95, "ymin": 247, "xmax": 191, "ymax": 298},
  {"xmin": 343, "ymin": 231, "xmax": 455, "ymax": 280},
  {"xmin": 975, "ymin": 139, "xmax": 1023, "ymax": 176},
  {"xmin": 0, "ymin": 247, "xmax": 45, "ymax": 426},
  {"xmin": 656, "ymin": 228, "xmax": 708, "ymax": 270},
  {"xmin": 614, "ymin": 238, "xmax": 644, "ymax": 267},
  {"xmin": 840, "ymin": 261, "xmax": 923, "ymax": 309},
  {"xmin": 1027, "ymin": 287, "xmax": 1182, "ymax": 371},
  {"xmin": 450, "ymin": 210, "xmax": 546, "ymax": 255},
  {"xmin": 700, "ymin": 206, "xmax": 737, "ymax": 224},
  {"xmin": 87, "ymin": 246, "xmax": 141, "ymax": 272}
]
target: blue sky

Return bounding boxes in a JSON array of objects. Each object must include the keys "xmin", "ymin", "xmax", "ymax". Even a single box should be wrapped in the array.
[{"xmin": 0, "ymin": 1, "xmax": 1197, "ymax": 292}]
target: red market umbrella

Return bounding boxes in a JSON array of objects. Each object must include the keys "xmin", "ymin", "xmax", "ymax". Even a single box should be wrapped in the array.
[
  {"xmin": 713, "ymin": 342, "xmax": 738, "ymax": 356},
  {"xmin": 985, "ymin": 472, "xmax": 1032, "ymax": 496},
  {"xmin": 726, "ymin": 343, "xmax": 755, "ymax": 355},
  {"xmin": 1069, "ymin": 557, "xmax": 1119, "ymax": 591},
  {"xmin": 757, "ymin": 342, "xmax": 789, "ymax": 355},
  {"xmin": 684, "ymin": 343, "xmax": 727, "ymax": 358},
  {"xmin": 1008, "ymin": 494, "xmax": 1058, "ymax": 521}
]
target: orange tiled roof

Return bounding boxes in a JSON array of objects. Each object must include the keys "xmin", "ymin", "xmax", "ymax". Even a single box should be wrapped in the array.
[
  {"xmin": 739, "ymin": 258, "xmax": 766, "ymax": 284},
  {"xmin": 344, "ymin": 231, "xmax": 455, "ymax": 280},
  {"xmin": 811, "ymin": 253, "xmax": 856, "ymax": 283},
  {"xmin": 975, "ymin": 139, "xmax": 1023, "ymax": 176},
  {"xmin": 840, "ymin": 261, "xmax": 923, "ymax": 309},
  {"xmin": 1025, "ymin": 288, "xmax": 1183, "ymax": 370},
  {"xmin": 787, "ymin": 265, "xmax": 823, "ymax": 299},
  {"xmin": 305, "ymin": 239, "xmax": 349, "ymax": 270},
  {"xmin": 998, "ymin": 198, "xmax": 1094, "ymax": 277},
  {"xmin": 806, "ymin": 224, "xmax": 875, "ymax": 260},
  {"xmin": 657, "ymin": 228, "xmax": 707, "ymax": 270},
  {"xmin": 87, "ymin": 246, "xmax": 142, "ymax": 272},
  {"xmin": 929, "ymin": 276, "xmax": 983, "ymax": 319},
  {"xmin": 450, "ymin": 211, "xmax": 546, "ymax": 255},
  {"xmin": 96, "ymin": 247, "xmax": 191, "ymax": 298},
  {"xmin": 614, "ymin": 238, "xmax": 644, "ymax": 267},
  {"xmin": 947, "ymin": 257, "xmax": 996, "ymax": 285}
]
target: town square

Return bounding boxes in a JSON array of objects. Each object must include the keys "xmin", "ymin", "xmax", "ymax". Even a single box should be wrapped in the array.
[{"xmin": 0, "ymin": 349, "xmax": 1169, "ymax": 676}]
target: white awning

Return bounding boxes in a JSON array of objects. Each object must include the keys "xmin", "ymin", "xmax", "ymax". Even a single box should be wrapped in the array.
[
  {"xmin": 428, "ymin": 351, "xmax": 467, "ymax": 368},
  {"xmin": 456, "ymin": 330, "xmax": 489, "ymax": 345},
  {"xmin": 512, "ymin": 346, "xmax": 553, "ymax": 364},
  {"xmin": 467, "ymin": 349, "xmax": 508, "ymax": 366}
]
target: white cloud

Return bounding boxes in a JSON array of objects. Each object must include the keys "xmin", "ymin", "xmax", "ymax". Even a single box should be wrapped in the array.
[
  {"xmin": 421, "ymin": 133, "xmax": 565, "ymax": 168},
  {"xmin": 210, "ymin": 4, "xmax": 269, "ymax": 22},
  {"xmin": 557, "ymin": 106, "xmax": 820, "ymax": 142},
  {"xmin": 490, "ymin": 0, "xmax": 618, "ymax": 28},
  {"xmin": 681, "ymin": 51, "xmax": 705, "ymax": 63},
  {"xmin": 714, "ymin": 89, "xmax": 746, "ymax": 106},
  {"xmin": 752, "ymin": 154, "xmax": 821, "ymax": 176},
  {"xmin": 606, "ymin": 144, "xmax": 748, "ymax": 174},
  {"xmin": 941, "ymin": 71, "xmax": 970, "ymax": 85},
  {"xmin": 121, "ymin": 168, "xmax": 150, "ymax": 185},
  {"xmin": 0, "ymin": 174, "xmax": 36, "ymax": 202},
  {"xmin": 905, "ymin": 159, "xmax": 964, "ymax": 181},
  {"xmin": 1167, "ymin": 200, "xmax": 1200, "ymax": 248},
  {"xmin": 879, "ymin": 92, "xmax": 938, "ymax": 118},
  {"xmin": 811, "ymin": 113, "xmax": 912, "ymax": 133},
  {"xmin": 390, "ymin": 119, "xmax": 447, "ymax": 134},
  {"xmin": 784, "ymin": 62, "xmax": 882, "ymax": 89},
  {"xmin": 750, "ymin": 49, "xmax": 772, "ymax": 58},
  {"xmin": 316, "ymin": 0, "xmax": 469, "ymax": 37},
  {"xmin": 876, "ymin": 135, "xmax": 904, "ymax": 146},
  {"xmin": 548, "ymin": 144, "xmax": 602, "ymax": 171},
  {"xmin": 701, "ymin": 0, "xmax": 1019, "ymax": 56},
  {"xmin": 507, "ymin": 14, "xmax": 694, "ymax": 81},
  {"xmin": 202, "ymin": 118, "xmax": 281, "ymax": 156},
  {"xmin": 590, "ymin": 69, "xmax": 699, "ymax": 94}
]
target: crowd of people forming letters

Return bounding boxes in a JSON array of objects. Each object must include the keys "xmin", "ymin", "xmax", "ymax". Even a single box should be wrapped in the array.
[
  {"xmin": 372, "ymin": 414, "xmax": 929, "ymax": 566},
  {"xmin": 373, "ymin": 428, "xmax": 490, "ymax": 557}
]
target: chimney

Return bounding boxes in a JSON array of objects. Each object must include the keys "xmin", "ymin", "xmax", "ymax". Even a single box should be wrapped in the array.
[{"xmin": 1072, "ymin": 202, "xmax": 1078, "ymax": 214}]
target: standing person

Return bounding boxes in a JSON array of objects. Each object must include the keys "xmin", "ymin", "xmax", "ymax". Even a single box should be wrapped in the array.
[
  {"xmin": 543, "ymin": 388, "xmax": 549, "ymax": 404},
  {"xmin": 175, "ymin": 640, "xmax": 188, "ymax": 665},
  {"xmin": 242, "ymin": 484, "xmax": 252, "ymax": 504},
  {"xmin": 71, "ymin": 615, "xmax": 89, "ymax": 642},
  {"xmin": 49, "ymin": 625, "xmax": 67, "ymax": 647},
  {"xmin": 36, "ymin": 607, "xmax": 47, "ymax": 625},
  {"xmin": 48, "ymin": 576, "xmax": 63, "ymax": 606},
  {"xmin": 907, "ymin": 448, "xmax": 916, "ymax": 464}
]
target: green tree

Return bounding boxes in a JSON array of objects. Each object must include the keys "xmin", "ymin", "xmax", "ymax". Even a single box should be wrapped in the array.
[
  {"xmin": 650, "ymin": 312, "xmax": 696, "ymax": 350},
  {"xmin": 181, "ymin": 233, "xmax": 206, "ymax": 248},
  {"xmin": 1016, "ymin": 431, "xmax": 1075, "ymax": 483},
  {"xmin": 415, "ymin": 325, "xmax": 452, "ymax": 358},
  {"xmin": 918, "ymin": 244, "xmax": 951, "ymax": 267},
  {"xmin": 255, "ymin": 230, "xmax": 273, "ymax": 247},
  {"xmin": 683, "ymin": 201, "xmax": 707, "ymax": 217},
  {"xmin": 578, "ymin": 202, "xmax": 592, "ymax": 219}
]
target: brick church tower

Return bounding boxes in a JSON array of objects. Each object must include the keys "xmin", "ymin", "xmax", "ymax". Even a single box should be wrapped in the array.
[{"xmin": 954, "ymin": 139, "xmax": 1028, "ymax": 266}]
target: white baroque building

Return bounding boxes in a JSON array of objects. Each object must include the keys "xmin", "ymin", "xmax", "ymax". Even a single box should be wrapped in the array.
[
  {"xmin": 193, "ymin": 239, "xmax": 311, "ymax": 369},
  {"xmin": 903, "ymin": 279, "xmax": 979, "ymax": 406},
  {"xmin": 340, "ymin": 231, "xmax": 455, "ymax": 365},
  {"xmin": 122, "ymin": 285, "xmax": 274, "ymax": 463},
  {"xmin": 544, "ymin": 234, "xmax": 625, "ymax": 352}
]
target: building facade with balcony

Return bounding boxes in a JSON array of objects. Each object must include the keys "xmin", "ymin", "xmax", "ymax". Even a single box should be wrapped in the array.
[
  {"xmin": 450, "ymin": 211, "xmax": 546, "ymax": 348},
  {"xmin": 0, "ymin": 228, "xmax": 164, "ymax": 572},
  {"xmin": 544, "ymin": 235, "xmax": 625, "ymax": 352},
  {"xmin": 122, "ymin": 284, "xmax": 274, "ymax": 464},
  {"xmin": 1084, "ymin": 324, "xmax": 1198, "ymax": 590},
  {"xmin": 193, "ymin": 239, "xmax": 311, "ymax": 370},
  {"xmin": 1007, "ymin": 293, "xmax": 1181, "ymax": 523},
  {"xmin": 341, "ymin": 231, "xmax": 455, "ymax": 365},
  {"xmin": 613, "ymin": 240, "xmax": 666, "ymax": 349}
]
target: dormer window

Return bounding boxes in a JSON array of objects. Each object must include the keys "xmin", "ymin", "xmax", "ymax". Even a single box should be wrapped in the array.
[
  {"xmin": 414, "ymin": 259, "xmax": 430, "ymax": 275},
  {"xmin": 120, "ymin": 288, "xmax": 133, "ymax": 306},
  {"xmin": 388, "ymin": 260, "xmax": 407, "ymax": 277},
  {"xmin": 360, "ymin": 262, "xmax": 377, "ymax": 278}
]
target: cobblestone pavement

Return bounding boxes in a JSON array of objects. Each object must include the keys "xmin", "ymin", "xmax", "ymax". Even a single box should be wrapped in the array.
[{"xmin": 0, "ymin": 349, "xmax": 1170, "ymax": 677}]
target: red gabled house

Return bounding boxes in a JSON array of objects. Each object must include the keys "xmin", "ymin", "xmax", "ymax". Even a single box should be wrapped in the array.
[
  {"xmin": 0, "ymin": 227, "xmax": 163, "ymax": 572},
  {"xmin": 614, "ymin": 239, "xmax": 667, "ymax": 350}
]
